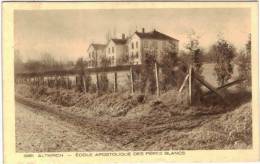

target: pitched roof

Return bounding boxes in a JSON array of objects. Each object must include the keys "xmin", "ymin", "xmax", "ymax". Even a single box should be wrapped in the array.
[
  {"xmin": 91, "ymin": 43, "xmax": 106, "ymax": 50},
  {"xmin": 111, "ymin": 39, "xmax": 127, "ymax": 45},
  {"xmin": 135, "ymin": 30, "xmax": 179, "ymax": 41}
]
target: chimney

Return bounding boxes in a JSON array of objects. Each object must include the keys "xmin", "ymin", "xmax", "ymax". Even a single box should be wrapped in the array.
[
  {"xmin": 142, "ymin": 28, "xmax": 145, "ymax": 33},
  {"xmin": 122, "ymin": 33, "xmax": 125, "ymax": 40}
]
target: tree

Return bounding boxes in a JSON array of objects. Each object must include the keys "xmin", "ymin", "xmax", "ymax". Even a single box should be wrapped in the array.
[
  {"xmin": 14, "ymin": 49, "xmax": 24, "ymax": 73},
  {"xmin": 158, "ymin": 43, "xmax": 179, "ymax": 91},
  {"xmin": 100, "ymin": 56, "xmax": 110, "ymax": 67},
  {"xmin": 184, "ymin": 31, "xmax": 203, "ymax": 75},
  {"xmin": 75, "ymin": 58, "xmax": 88, "ymax": 92},
  {"xmin": 211, "ymin": 37, "xmax": 236, "ymax": 86},
  {"xmin": 24, "ymin": 59, "xmax": 43, "ymax": 72},
  {"xmin": 98, "ymin": 56, "xmax": 109, "ymax": 92},
  {"xmin": 237, "ymin": 34, "xmax": 251, "ymax": 88},
  {"xmin": 41, "ymin": 52, "xmax": 56, "ymax": 67},
  {"xmin": 140, "ymin": 52, "xmax": 157, "ymax": 94},
  {"xmin": 105, "ymin": 30, "xmax": 112, "ymax": 43},
  {"xmin": 117, "ymin": 53, "xmax": 129, "ymax": 65}
]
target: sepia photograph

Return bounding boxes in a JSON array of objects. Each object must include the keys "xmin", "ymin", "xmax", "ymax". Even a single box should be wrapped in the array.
[
  {"xmin": 2, "ymin": 2, "xmax": 259, "ymax": 163},
  {"xmin": 14, "ymin": 7, "xmax": 253, "ymax": 152}
]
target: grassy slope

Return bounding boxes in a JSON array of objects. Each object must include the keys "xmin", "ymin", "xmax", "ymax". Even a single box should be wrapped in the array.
[{"xmin": 15, "ymin": 83, "xmax": 252, "ymax": 150}]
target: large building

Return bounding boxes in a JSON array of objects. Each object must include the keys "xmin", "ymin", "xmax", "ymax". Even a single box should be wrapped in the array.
[
  {"xmin": 86, "ymin": 43, "xmax": 106, "ymax": 68},
  {"xmin": 86, "ymin": 29, "xmax": 179, "ymax": 67},
  {"xmin": 127, "ymin": 28, "xmax": 179, "ymax": 65},
  {"xmin": 105, "ymin": 34, "xmax": 127, "ymax": 66}
]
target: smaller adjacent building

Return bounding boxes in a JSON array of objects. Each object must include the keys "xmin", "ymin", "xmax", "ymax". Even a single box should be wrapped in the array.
[
  {"xmin": 86, "ymin": 43, "xmax": 106, "ymax": 68},
  {"xmin": 105, "ymin": 34, "xmax": 127, "ymax": 66}
]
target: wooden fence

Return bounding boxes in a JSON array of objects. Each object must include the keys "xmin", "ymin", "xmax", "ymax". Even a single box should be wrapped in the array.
[{"xmin": 15, "ymin": 63, "xmax": 244, "ymax": 105}]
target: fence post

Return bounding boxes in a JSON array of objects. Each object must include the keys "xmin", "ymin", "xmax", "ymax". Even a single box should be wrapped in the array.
[
  {"xmin": 96, "ymin": 73, "xmax": 99, "ymax": 94},
  {"xmin": 82, "ymin": 74, "xmax": 86, "ymax": 93},
  {"xmin": 66, "ymin": 77, "xmax": 69, "ymax": 89},
  {"xmin": 114, "ymin": 72, "xmax": 118, "ymax": 92},
  {"xmin": 155, "ymin": 62, "xmax": 160, "ymax": 97},
  {"xmin": 130, "ymin": 66, "xmax": 134, "ymax": 94},
  {"xmin": 188, "ymin": 65, "xmax": 192, "ymax": 105}
]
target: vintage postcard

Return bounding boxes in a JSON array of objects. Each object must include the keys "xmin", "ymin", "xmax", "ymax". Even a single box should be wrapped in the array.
[{"xmin": 2, "ymin": 2, "xmax": 259, "ymax": 164}]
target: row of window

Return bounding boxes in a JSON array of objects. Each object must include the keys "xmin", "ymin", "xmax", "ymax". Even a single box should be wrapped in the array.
[
  {"xmin": 87, "ymin": 60, "xmax": 97, "ymax": 67},
  {"xmin": 131, "ymin": 41, "xmax": 138, "ymax": 49},
  {"xmin": 130, "ymin": 52, "xmax": 139, "ymax": 59},
  {"xmin": 108, "ymin": 47, "xmax": 115, "ymax": 54},
  {"xmin": 88, "ymin": 51, "xmax": 96, "ymax": 58}
]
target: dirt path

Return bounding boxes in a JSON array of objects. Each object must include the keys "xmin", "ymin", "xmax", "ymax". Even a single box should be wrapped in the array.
[{"xmin": 15, "ymin": 101, "xmax": 115, "ymax": 152}]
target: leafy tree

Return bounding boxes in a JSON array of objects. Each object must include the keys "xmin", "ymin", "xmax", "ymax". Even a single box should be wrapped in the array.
[
  {"xmin": 100, "ymin": 56, "xmax": 110, "ymax": 67},
  {"xmin": 75, "ymin": 57, "xmax": 89, "ymax": 92},
  {"xmin": 158, "ymin": 43, "xmax": 179, "ymax": 91},
  {"xmin": 140, "ymin": 52, "xmax": 157, "ymax": 94},
  {"xmin": 118, "ymin": 53, "xmax": 129, "ymax": 65},
  {"xmin": 98, "ymin": 56, "xmax": 110, "ymax": 92},
  {"xmin": 237, "ymin": 34, "xmax": 251, "ymax": 87},
  {"xmin": 210, "ymin": 37, "xmax": 236, "ymax": 86}
]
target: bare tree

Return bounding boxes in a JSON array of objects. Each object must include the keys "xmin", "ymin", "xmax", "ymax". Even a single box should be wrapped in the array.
[
  {"xmin": 14, "ymin": 49, "xmax": 24, "ymax": 73},
  {"xmin": 41, "ymin": 52, "xmax": 57, "ymax": 67},
  {"xmin": 184, "ymin": 30, "xmax": 203, "ymax": 75}
]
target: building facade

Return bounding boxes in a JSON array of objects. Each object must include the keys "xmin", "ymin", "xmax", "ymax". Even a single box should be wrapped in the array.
[
  {"xmin": 127, "ymin": 28, "xmax": 179, "ymax": 65},
  {"xmin": 86, "ymin": 29, "xmax": 179, "ymax": 67},
  {"xmin": 86, "ymin": 43, "xmax": 106, "ymax": 68},
  {"xmin": 105, "ymin": 34, "xmax": 127, "ymax": 66}
]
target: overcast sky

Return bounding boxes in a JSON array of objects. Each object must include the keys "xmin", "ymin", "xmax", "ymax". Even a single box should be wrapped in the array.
[{"xmin": 14, "ymin": 8, "xmax": 251, "ymax": 62}]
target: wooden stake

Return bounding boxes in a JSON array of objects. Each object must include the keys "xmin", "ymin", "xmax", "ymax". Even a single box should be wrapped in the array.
[
  {"xmin": 155, "ymin": 62, "xmax": 160, "ymax": 97},
  {"xmin": 178, "ymin": 74, "xmax": 189, "ymax": 93},
  {"xmin": 203, "ymin": 78, "xmax": 245, "ymax": 97},
  {"xmin": 96, "ymin": 73, "xmax": 99, "ymax": 94},
  {"xmin": 82, "ymin": 75, "xmax": 86, "ymax": 93},
  {"xmin": 114, "ymin": 72, "xmax": 118, "ymax": 92},
  {"xmin": 130, "ymin": 67, "xmax": 134, "ymax": 94},
  {"xmin": 188, "ymin": 66, "xmax": 192, "ymax": 105},
  {"xmin": 193, "ymin": 72, "xmax": 229, "ymax": 105}
]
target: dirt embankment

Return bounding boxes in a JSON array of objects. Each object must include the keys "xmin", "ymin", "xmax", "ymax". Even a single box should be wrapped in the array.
[{"xmin": 15, "ymin": 84, "xmax": 252, "ymax": 151}]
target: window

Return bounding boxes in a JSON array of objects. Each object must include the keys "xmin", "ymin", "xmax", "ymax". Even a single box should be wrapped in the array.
[
  {"xmin": 112, "ymin": 47, "xmax": 114, "ymax": 53},
  {"xmin": 92, "ymin": 52, "xmax": 95, "ymax": 58},
  {"xmin": 136, "ymin": 42, "xmax": 138, "ymax": 48},
  {"xmin": 132, "ymin": 42, "xmax": 134, "ymax": 49},
  {"xmin": 152, "ymin": 41, "xmax": 158, "ymax": 48},
  {"xmin": 89, "ymin": 53, "xmax": 91, "ymax": 58},
  {"xmin": 108, "ymin": 48, "xmax": 110, "ymax": 54},
  {"xmin": 136, "ymin": 52, "xmax": 139, "ymax": 58},
  {"xmin": 143, "ymin": 40, "xmax": 148, "ymax": 48},
  {"xmin": 111, "ymin": 56, "xmax": 115, "ymax": 65}
]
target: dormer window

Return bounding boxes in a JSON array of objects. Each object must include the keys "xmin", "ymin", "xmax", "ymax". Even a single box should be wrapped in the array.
[
  {"xmin": 112, "ymin": 47, "xmax": 114, "ymax": 53},
  {"xmin": 136, "ymin": 42, "xmax": 138, "ymax": 48},
  {"xmin": 132, "ymin": 42, "xmax": 134, "ymax": 49}
]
